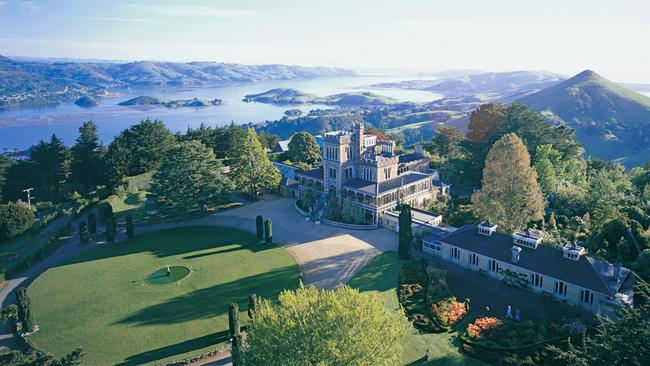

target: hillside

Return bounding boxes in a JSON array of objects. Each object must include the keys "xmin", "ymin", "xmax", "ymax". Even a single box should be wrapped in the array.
[
  {"xmin": 0, "ymin": 54, "xmax": 356, "ymax": 105},
  {"xmin": 372, "ymin": 70, "xmax": 564, "ymax": 99},
  {"xmin": 243, "ymin": 88, "xmax": 401, "ymax": 107},
  {"xmin": 519, "ymin": 70, "xmax": 650, "ymax": 165}
]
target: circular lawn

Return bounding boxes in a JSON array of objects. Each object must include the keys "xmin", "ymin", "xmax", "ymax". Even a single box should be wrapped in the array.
[{"xmin": 27, "ymin": 226, "xmax": 301, "ymax": 365}]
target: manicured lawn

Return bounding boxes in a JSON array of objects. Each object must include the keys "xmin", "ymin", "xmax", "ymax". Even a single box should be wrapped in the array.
[
  {"xmin": 349, "ymin": 252, "xmax": 486, "ymax": 366},
  {"xmin": 28, "ymin": 226, "xmax": 301, "ymax": 365},
  {"xmin": 105, "ymin": 191, "xmax": 243, "ymax": 225}
]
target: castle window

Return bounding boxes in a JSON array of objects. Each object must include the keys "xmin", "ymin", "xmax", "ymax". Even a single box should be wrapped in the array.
[
  {"xmin": 469, "ymin": 253, "xmax": 479, "ymax": 267},
  {"xmin": 451, "ymin": 247, "xmax": 460, "ymax": 260},
  {"xmin": 580, "ymin": 289, "xmax": 594, "ymax": 305},
  {"xmin": 531, "ymin": 273, "xmax": 543, "ymax": 288},
  {"xmin": 488, "ymin": 259, "xmax": 499, "ymax": 272}
]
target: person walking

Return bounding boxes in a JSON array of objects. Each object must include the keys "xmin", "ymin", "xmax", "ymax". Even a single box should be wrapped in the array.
[
  {"xmin": 505, "ymin": 305, "xmax": 513, "ymax": 319},
  {"xmin": 515, "ymin": 308, "xmax": 521, "ymax": 321}
]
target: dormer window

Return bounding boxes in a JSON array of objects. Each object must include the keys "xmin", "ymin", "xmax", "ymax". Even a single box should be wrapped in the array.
[
  {"xmin": 562, "ymin": 242, "xmax": 585, "ymax": 261},
  {"xmin": 512, "ymin": 229, "xmax": 543, "ymax": 249},
  {"xmin": 478, "ymin": 220, "xmax": 497, "ymax": 236}
]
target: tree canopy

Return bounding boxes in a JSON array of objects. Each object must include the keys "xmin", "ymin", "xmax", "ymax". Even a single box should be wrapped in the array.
[
  {"xmin": 472, "ymin": 133, "xmax": 545, "ymax": 232},
  {"xmin": 70, "ymin": 121, "xmax": 106, "ymax": 189},
  {"xmin": 231, "ymin": 128, "xmax": 281, "ymax": 200},
  {"xmin": 150, "ymin": 141, "xmax": 232, "ymax": 212},
  {"xmin": 244, "ymin": 285, "xmax": 404, "ymax": 366},
  {"xmin": 286, "ymin": 132, "xmax": 321, "ymax": 165},
  {"xmin": 465, "ymin": 103, "xmax": 506, "ymax": 143}
]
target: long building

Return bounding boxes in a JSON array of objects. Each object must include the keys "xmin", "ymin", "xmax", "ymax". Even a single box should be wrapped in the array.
[
  {"xmin": 422, "ymin": 220, "xmax": 635, "ymax": 317},
  {"xmin": 293, "ymin": 123, "xmax": 449, "ymax": 223}
]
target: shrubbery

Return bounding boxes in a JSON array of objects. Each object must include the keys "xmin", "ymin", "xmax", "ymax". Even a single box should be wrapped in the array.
[
  {"xmin": 398, "ymin": 259, "xmax": 447, "ymax": 333},
  {"xmin": 0, "ymin": 203, "xmax": 35, "ymax": 242}
]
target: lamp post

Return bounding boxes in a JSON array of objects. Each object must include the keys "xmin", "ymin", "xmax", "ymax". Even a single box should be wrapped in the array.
[{"xmin": 22, "ymin": 188, "xmax": 34, "ymax": 210}]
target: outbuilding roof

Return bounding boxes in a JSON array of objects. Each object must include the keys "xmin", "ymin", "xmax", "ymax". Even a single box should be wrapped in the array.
[{"xmin": 425, "ymin": 225, "xmax": 635, "ymax": 297}]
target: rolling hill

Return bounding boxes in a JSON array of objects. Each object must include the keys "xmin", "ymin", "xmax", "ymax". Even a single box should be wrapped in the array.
[
  {"xmin": 243, "ymin": 88, "xmax": 402, "ymax": 107},
  {"xmin": 519, "ymin": 70, "xmax": 650, "ymax": 165}
]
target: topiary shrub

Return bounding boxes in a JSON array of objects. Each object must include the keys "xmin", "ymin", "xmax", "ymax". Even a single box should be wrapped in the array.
[
  {"xmin": 16, "ymin": 287, "xmax": 35, "ymax": 333},
  {"xmin": 264, "ymin": 219, "xmax": 272, "ymax": 244},
  {"xmin": 125, "ymin": 215, "xmax": 135, "ymax": 239},
  {"xmin": 256, "ymin": 215, "xmax": 264, "ymax": 240},
  {"xmin": 0, "ymin": 203, "xmax": 35, "ymax": 242}
]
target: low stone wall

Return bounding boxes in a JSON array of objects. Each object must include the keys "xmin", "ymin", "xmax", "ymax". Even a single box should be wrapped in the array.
[{"xmin": 320, "ymin": 218, "xmax": 378, "ymax": 230}]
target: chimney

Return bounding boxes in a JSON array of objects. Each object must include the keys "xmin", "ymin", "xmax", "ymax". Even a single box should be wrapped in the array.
[
  {"xmin": 511, "ymin": 246, "xmax": 522, "ymax": 263},
  {"xmin": 613, "ymin": 260, "xmax": 622, "ymax": 283},
  {"xmin": 415, "ymin": 143, "xmax": 424, "ymax": 156}
]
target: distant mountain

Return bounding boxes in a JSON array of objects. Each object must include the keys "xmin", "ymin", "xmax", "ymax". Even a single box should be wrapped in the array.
[
  {"xmin": 519, "ymin": 70, "xmax": 650, "ymax": 165},
  {"xmin": 0, "ymin": 55, "xmax": 357, "ymax": 105},
  {"xmin": 243, "ymin": 88, "xmax": 402, "ymax": 107},
  {"xmin": 372, "ymin": 71, "xmax": 564, "ymax": 100}
]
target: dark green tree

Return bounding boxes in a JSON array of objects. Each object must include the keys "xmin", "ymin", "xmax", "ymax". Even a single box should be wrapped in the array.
[
  {"xmin": 287, "ymin": 132, "xmax": 321, "ymax": 165},
  {"xmin": 150, "ymin": 141, "xmax": 232, "ymax": 213},
  {"xmin": 87, "ymin": 212, "xmax": 97, "ymax": 236},
  {"xmin": 231, "ymin": 128, "xmax": 281, "ymax": 200},
  {"xmin": 15, "ymin": 287, "xmax": 35, "ymax": 333},
  {"xmin": 0, "ymin": 203, "xmax": 34, "ymax": 242},
  {"xmin": 232, "ymin": 333, "xmax": 244, "ymax": 366},
  {"xmin": 264, "ymin": 219, "xmax": 273, "ymax": 244},
  {"xmin": 70, "ymin": 121, "xmax": 106, "ymax": 189},
  {"xmin": 398, "ymin": 204, "xmax": 413, "ymax": 259},
  {"xmin": 28, "ymin": 135, "xmax": 71, "ymax": 202},
  {"xmin": 228, "ymin": 302, "xmax": 240, "ymax": 337},
  {"xmin": 125, "ymin": 215, "xmax": 135, "ymax": 239},
  {"xmin": 256, "ymin": 215, "xmax": 264, "ymax": 240},
  {"xmin": 0, "ymin": 154, "xmax": 13, "ymax": 202},
  {"xmin": 78, "ymin": 221, "xmax": 89, "ymax": 244},
  {"xmin": 632, "ymin": 250, "xmax": 650, "ymax": 282},
  {"xmin": 248, "ymin": 293, "xmax": 259, "ymax": 319},
  {"xmin": 214, "ymin": 123, "xmax": 247, "ymax": 160}
]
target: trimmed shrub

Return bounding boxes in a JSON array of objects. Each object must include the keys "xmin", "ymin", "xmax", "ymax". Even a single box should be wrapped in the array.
[
  {"xmin": 0, "ymin": 203, "xmax": 35, "ymax": 242},
  {"xmin": 256, "ymin": 215, "xmax": 264, "ymax": 240},
  {"xmin": 79, "ymin": 221, "xmax": 89, "ymax": 244},
  {"xmin": 248, "ymin": 293, "xmax": 258, "ymax": 319},
  {"xmin": 229, "ymin": 302, "xmax": 240, "ymax": 337},
  {"xmin": 87, "ymin": 212, "xmax": 97, "ymax": 235},
  {"xmin": 16, "ymin": 287, "xmax": 35, "ymax": 333},
  {"xmin": 126, "ymin": 215, "xmax": 135, "ymax": 239},
  {"xmin": 106, "ymin": 218, "xmax": 116, "ymax": 242},
  {"xmin": 264, "ymin": 219, "xmax": 272, "ymax": 244}
]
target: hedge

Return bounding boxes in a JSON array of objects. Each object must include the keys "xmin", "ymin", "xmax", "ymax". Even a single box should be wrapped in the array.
[{"xmin": 0, "ymin": 203, "xmax": 35, "ymax": 243}]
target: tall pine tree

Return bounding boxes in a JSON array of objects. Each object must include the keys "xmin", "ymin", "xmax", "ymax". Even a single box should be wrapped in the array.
[
  {"xmin": 398, "ymin": 204, "xmax": 413, "ymax": 259},
  {"xmin": 472, "ymin": 133, "xmax": 544, "ymax": 232},
  {"xmin": 232, "ymin": 128, "xmax": 281, "ymax": 200},
  {"xmin": 71, "ymin": 121, "xmax": 106, "ymax": 189},
  {"xmin": 29, "ymin": 135, "xmax": 71, "ymax": 202}
]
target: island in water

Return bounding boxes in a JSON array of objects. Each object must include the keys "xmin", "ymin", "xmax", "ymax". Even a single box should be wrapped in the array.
[
  {"xmin": 118, "ymin": 96, "xmax": 224, "ymax": 108},
  {"xmin": 243, "ymin": 88, "xmax": 406, "ymax": 107},
  {"xmin": 74, "ymin": 96, "xmax": 100, "ymax": 108}
]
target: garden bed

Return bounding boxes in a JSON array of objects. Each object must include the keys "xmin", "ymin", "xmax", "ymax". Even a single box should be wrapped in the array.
[
  {"xmin": 460, "ymin": 317, "xmax": 570, "ymax": 365},
  {"xmin": 398, "ymin": 260, "xmax": 469, "ymax": 333}
]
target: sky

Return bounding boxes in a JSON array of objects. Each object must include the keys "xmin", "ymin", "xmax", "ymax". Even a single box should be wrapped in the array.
[{"xmin": 1, "ymin": 0, "xmax": 649, "ymax": 82}]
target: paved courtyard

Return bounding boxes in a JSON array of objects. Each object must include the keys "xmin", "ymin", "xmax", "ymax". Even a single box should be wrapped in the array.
[{"xmin": 137, "ymin": 195, "xmax": 398, "ymax": 289}]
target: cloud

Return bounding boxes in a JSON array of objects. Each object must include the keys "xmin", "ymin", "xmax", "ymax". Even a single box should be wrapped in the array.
[
  {"xmin": 122, "ymin": 4, "xmax": 255, "ymax": 18},
  {"xmin": 83, "ymin": 16, "xmax": 154, "ymax": 23},
  {"xmin": 20, "ymin": 0, "xmax": 43, "ymax": 14}
]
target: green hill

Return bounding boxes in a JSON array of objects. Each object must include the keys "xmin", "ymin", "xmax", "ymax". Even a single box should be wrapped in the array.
[
  {"xmin": 243, "ymin": 88, "xmax": 401, "ymax": 107},
  {"xmin": 519, "ymin": 70, "xmax": 650, "ymax": 165},
  {"xmin": 243, "ymin": 88, "xmax": 319, "ymax": 104},
  {"xmin": 316, "ymin": 91, "xmax": 400, "ymax": 106}
]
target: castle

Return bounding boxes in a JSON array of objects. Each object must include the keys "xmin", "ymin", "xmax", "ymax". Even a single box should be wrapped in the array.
[{"xmin": 294, "ymin": 123, "xmax": 447, "ymax": 223}]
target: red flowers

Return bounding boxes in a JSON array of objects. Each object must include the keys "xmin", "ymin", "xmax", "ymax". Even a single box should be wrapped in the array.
[
  {"xmin": 467, "ymin": 317, "xmax": 501, "ymax": 338},
  {"xmin": 431, "ymin": 297, "xmax": 467, "ymax": 326}
]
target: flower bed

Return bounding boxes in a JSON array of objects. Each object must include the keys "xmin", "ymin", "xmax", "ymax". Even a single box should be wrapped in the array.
[
  {"xmin": 467, "ymin": 317, "xmax": 501, "ymax": 338},
  {"xmin": 398, "ymin": 259, "xmax": 446, "ymax": 333},
  {"xmin": 432, "ymin": 297, "xmax": 468, "ymax": 327}
]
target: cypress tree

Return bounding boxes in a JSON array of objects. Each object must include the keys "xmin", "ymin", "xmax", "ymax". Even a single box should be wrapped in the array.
[
  {"xmin": 228, "ymin": 302, "xmax": 240, "ymax": 337},
  {"xmin": 248, "ymin": 293, "xmax": 258, "ymax": 319},
  {"xmin": 398, "ymin": 204, "xmax": 412, "ymax": 259},
  {"xmin": 232, "ymin": 333, "xmax": 244, "ymax": 366},
  {"xmin": 256, "ymin": 215, "xmax": 264, "ymax": 240},
  {"xmin": 87, "ymin": 212, "xmax": 97, "ymax": 235},
  {"xmin": 472, "ymin": 133, "xmax": 544, "ymax": 232},
  {"xmin": 126, "ymin": 215, "xmax": 135, "ymax": 239},
  {"xmin": 106, "ymin": 217, "xmax": 116, "ymax": 242},
  {"xmin": 16, "ymin": 287, "xmax": 35, "ymax": 333},
  {"xmin": 264, "ymin": 219, "xmax": 272, "ymax": 244},
  {"xmin": 79, "ymin": 221, "xmax": 89, "ymax": 244}
]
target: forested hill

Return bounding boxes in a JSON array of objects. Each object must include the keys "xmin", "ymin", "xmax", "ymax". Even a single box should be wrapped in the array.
[
  {"xmin": 0, "ymin": 55, "xmax": 356, "ymax": 94},
  {"xmin": 519, "ymin": 70, "xmax": 650, "ymax": 165}
]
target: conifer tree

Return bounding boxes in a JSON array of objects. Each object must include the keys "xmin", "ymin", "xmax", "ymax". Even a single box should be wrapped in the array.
[
  {"xmin": 228, "ymin": 302, "xmax": 240, "ymax": 337},
  {"xmin": 264, "ymin": 219, "xmax": 272, "ymax": 244},
  {"xmin": 248, "ymin": 293, "xmax": 259, "ymax": 319},
  {"xmin": 232, "ymin": 128, "xmax": 281, "ymax": 200},
  {"xmin": 472, "ymin": 133, "xmax": 544, "ymax": 232},
  {"xmin": 398, "ymin": 204, "xmax": 413, "ymax": 259},
  {"xmin": 71, "ymin": 121, "xmax": 105, "ymax": 189},
  {"xmin": 256, "ymin": 215, "xmax": 264, "ymax": 240},
  {"xmin": 125, "ymin": 214, "xmax": 135, "ymax": 239},
  {"xmin": 16, "ymin": 287, "xmax": 35, "ymax": 333}
]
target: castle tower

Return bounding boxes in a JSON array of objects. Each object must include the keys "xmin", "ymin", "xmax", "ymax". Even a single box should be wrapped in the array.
[
  {"xmin": 352, "ymin": 122, "xmax": 364, "ymax": 159},
  {"xmin": 322, "ymin": 132, "xmax": 351, "ymax": 194}
]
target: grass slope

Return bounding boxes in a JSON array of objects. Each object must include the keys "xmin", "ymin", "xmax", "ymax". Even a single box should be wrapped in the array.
[
  {"xmin": 28, "ymin": 226, "xmax": 300, "ymax": 365},
  {"xmin": 348, "ymin": 252, "xmax": 485, "ymax": 366}
]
